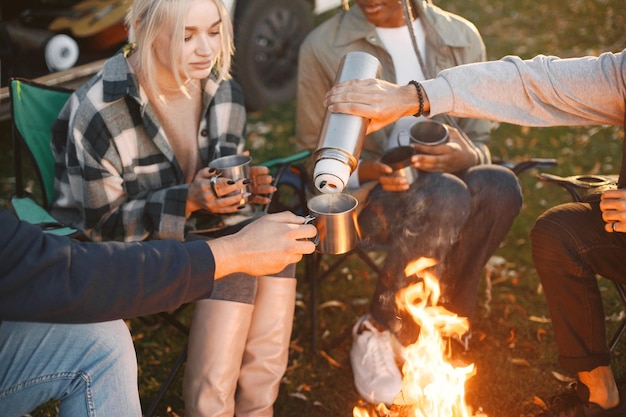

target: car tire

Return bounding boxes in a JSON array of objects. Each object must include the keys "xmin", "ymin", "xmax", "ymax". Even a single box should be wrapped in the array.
[{"xmin": 233, "ymin": 0, "xmax": 314, "ymax": 111}]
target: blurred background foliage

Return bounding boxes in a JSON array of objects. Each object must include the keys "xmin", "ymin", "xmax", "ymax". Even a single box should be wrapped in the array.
[{"xmin": 1, "ymin": 0, "xmax": 624, "ymax": 416}]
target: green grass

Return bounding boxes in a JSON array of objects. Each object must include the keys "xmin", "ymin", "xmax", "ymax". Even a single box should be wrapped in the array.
[{"xmin": 2, "ymin": 0, "xmax": 625, "ymax": 416}]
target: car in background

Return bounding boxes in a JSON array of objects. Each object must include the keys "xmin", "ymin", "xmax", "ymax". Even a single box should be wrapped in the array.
[
  {"xmin": 226, "ymin": 0, "xmax": 341, "ymax": 110},
  {"xmin": 0, "ymin": 0, "xmax": 343, "ymax": 110}
]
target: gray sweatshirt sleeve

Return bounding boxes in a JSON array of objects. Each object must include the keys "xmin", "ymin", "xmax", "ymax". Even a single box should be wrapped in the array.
[{"xmin": 422, "ymin": 49, "xmax": 626, "ymax": 127}]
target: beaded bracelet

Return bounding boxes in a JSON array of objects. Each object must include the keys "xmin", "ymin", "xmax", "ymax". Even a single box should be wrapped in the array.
[{"xmin": 408, "ymin": 80, "xmax": 424, "ymax": 117}]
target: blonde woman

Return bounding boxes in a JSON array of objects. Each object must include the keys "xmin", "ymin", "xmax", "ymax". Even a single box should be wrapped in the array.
[{"xmin": 50, "ymin": 0, "xmax": 298, "ymax": 415}]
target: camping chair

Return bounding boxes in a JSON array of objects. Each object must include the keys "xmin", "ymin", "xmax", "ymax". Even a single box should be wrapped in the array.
[
  {"xmin": 537, "ymin": 172, "xmax": 626, "ymax": 352},
  {"xmin": 7, "ymin": 76, "xmax": 192, "ymax": 417},
  {"xmin": 9, "ymin": 77, "xmax": 78, "ymax": 236}
]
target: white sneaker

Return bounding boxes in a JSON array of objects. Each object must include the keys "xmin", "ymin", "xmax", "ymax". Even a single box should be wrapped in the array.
[{"xmin": 350, "ymin": 315, "xmax": 403, "ymax": 405}]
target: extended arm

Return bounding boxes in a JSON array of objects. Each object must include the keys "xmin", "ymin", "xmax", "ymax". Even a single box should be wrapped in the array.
[
  {"xmin": 0, "ymin": 211, "xmax": 315, "ymax": 323},
  {"xmin": 325, "ymin": 50, "xmax": 626, "ymax": 132},
  {"xmin": 0, "ymin": 210, "xmax": 214, "ymax": 323},
  {"xmin": 425, "ymin": 51, "xmax": 626, "ymax": 127}
]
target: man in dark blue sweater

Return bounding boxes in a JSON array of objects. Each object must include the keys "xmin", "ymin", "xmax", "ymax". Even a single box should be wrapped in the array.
[{"xmin": 0, "ymin": 210, "xmax": 315, "ymax": 416}]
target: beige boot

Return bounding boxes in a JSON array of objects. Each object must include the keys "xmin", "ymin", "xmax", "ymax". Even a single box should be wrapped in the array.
[
  {"xmin": 183, "ymin": 298, "xmax": 254, "ymax": 417},
  {"xmin": 235, "ymin": 277, "xmax": 297, "ymax": 417}
]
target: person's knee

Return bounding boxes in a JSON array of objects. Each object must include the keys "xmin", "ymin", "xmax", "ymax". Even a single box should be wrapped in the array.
[
  {"xmin": 410, "ymin": 172, "xmax": 469, "ymax": 210},
  {"xmin": 495, "ymin": 168, "xmax": 523, "ymax": 204},
  {"xmin": 469, "ymin": 166, "xmax": 522, "ymax": 210},
  {"xmin": 83, "ymin": 321, "xmax": 137, "ymax": 372},
  {"xmin": 530, "ymin": 206, "xmax": 575, "ymax": 261},
  {"xmin": 55, "ymin": 322, "xmax": 140, "ymax": 415}
]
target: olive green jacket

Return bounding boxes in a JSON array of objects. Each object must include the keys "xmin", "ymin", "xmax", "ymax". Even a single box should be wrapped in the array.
[{"xmin": 296, "ymin": 0, "xmax": 491, "ymax": 168}]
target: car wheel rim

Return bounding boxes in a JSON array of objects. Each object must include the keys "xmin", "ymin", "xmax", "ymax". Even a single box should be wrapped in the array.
[{"xmin": 250, "ymin": 7, "xmax": 304, "ymax": 89}]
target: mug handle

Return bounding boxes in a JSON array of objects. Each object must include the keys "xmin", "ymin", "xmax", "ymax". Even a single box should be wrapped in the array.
[
  {"xmin": 397, "ymin": 130, "xmax": 410, "ymax": 147},
  {"xmin": 303, "ymin": 214, "xmax": 320, "ymax": 246}
]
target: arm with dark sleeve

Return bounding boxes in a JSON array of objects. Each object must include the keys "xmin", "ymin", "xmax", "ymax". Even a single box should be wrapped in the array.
[{"xmin": 0, "ymin": 210, "xmax": 216, "ymax": 323}]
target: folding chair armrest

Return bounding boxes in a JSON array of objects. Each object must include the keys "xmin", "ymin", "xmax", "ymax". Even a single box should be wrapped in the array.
[
  {"xmin": 536, "ymin": 172, "xmax": 618, "ymax": 202},
  {"xmin": 260, "ymin": 150, "xmax": 311, "ymax": 169},
  {"xmin": 258, "ymin": 151, "xmax": 312, "ymax": 215},
  {"xmin": 10, "ymin": 195, "xmax": 78, "ymax": 236},
  {"xmin": 495, "ymin": 158, "xmax": 558, "ymax": 176}
]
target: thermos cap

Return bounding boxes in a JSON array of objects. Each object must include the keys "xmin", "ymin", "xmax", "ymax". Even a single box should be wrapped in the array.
[{"xmin": 313, "ymin": 159, "xmax": 351, "ymax": 194}]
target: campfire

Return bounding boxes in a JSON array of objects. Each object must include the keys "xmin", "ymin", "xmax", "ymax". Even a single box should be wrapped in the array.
[{"xmin": 353, "ymin": 258, "xmax": 487, "ymax": 417}]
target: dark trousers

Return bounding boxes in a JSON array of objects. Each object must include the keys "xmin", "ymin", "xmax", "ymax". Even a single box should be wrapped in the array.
[
  {"xmin": 530, "ymin": 200, "xmax": 626, "ymax": 373},
  {"xmin": 358, "ymin": 164, "xmax": 522, "ymax": 345}
]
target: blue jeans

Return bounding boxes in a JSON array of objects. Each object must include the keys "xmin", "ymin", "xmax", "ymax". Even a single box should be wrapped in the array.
[
  {"xmin": 359, "ymin": 165, "xmax": 522, "ymax": 345},
  {"xmin": 531, "ymin": 200, "xmax": 626, "ymax": 372},
  {"xmin": 0, "ymin": 320, "xmax": 141, "ymax": 417}
]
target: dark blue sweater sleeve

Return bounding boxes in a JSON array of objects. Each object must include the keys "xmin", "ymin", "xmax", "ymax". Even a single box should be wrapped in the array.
[{"xmin": 0, "ymin": 210, "xmax": 215, "ymax": 323}]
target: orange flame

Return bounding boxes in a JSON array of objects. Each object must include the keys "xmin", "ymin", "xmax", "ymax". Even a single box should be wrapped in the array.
[{"xmin": 353, "ymin": 257, "xmax": 486, "ymax": 417}]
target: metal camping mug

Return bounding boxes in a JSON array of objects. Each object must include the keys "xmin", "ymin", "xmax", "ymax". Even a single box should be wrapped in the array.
[
  {"xmin": 380, "ymin": 146, "xmax": 418, "ymax": 185},
  {"xmin": 208, "ymin": 154, "xmax": 252, "ymax": 205},
  {"xmin": 402, "ymin": 119, "xmax": 449, "ymax": 146},
  {"xmin": 304, "ymin": 193, "xmax": 360, "ymax": 255}
]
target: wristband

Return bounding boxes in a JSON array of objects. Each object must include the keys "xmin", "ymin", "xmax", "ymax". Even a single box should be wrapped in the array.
[{"xmin": 408, "ymin": 80, "xmax": 424, "ymax": 117}]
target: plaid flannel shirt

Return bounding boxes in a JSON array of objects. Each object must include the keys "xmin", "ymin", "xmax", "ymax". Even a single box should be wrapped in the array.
[{"xmin": 50, "ymin": 49, "xmax": 247, "ymax": 242}]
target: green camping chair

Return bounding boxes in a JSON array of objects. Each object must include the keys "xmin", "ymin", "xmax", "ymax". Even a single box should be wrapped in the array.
[{"xmin": 8, "ymin": 77, "xmax": 78, "ymax": 236}]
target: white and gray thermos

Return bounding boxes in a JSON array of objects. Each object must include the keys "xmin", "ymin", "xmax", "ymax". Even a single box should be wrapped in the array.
[{"xmin": 312, "ymin": 51, "xmax": 382, "ymax": 194}]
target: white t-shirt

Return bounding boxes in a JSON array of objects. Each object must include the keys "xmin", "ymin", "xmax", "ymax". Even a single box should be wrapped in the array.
[
  {"xmin": 375, "ymin": 18, "xmax": 426, "ymax": 84},
  {"xmin": 348, "ymin": 19, "xmax": 428, "ymax": 188},
  {"xmin": 376, "ymin": 19, "xmax": 428, "ymax": 149}
]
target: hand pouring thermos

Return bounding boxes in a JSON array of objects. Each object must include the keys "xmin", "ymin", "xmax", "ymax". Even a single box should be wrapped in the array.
[{"xmin": 312, "ymin": 51, "xmax": 382, "ymax": 194}]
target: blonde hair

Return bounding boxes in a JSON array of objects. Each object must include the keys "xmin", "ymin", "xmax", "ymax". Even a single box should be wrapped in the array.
[{"xmin": 125, "ymin": 0, "xmax": 234, "ymax": 96}]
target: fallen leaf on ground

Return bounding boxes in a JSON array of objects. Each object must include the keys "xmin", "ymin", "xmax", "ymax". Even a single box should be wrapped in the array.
[
  {"xmin": 510, "ymin": 358, "xmax": 531, "ymax": 367},
  {"xmin": 319, "ymin": 300, "xmax": 346, "ymax": 310},
  {"xmin": 505, "ymin": 328, "xmax": 516, "ymax": 345},
  {"xmin": 551, "ymin": 371, "xmax": 575, "ymax": 383},
  {"xmin": 523, "ymin": 341, "xmax": 538, "ymax": 351},
  {"xmin": 533, "ymin": 396, "xmax": 548, "ymax": 409},
  {"xmin": 529, "ymin": 315, "xmax": 551, "ymax": 323},
  {"xmin": 319, "ymin": 349, "xmax": 341, "ymax": 368},
  {"xmin": 297, "ymin": 383, "xmax": 312, "ymax": 392},
  {"xmin": 289, "ymin": 340, "xmax": 304, "ymax": 353},
  {"xmin": 289, "ymin": 392, "xmax": 308, "ymax": 401},
  {"xmin": 352, "ymin": 297, "xmax": 370, "ymax": 306},
  {"xmin": 536, "ymin": 328, "xmax": 548, "ymax": 342}
]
